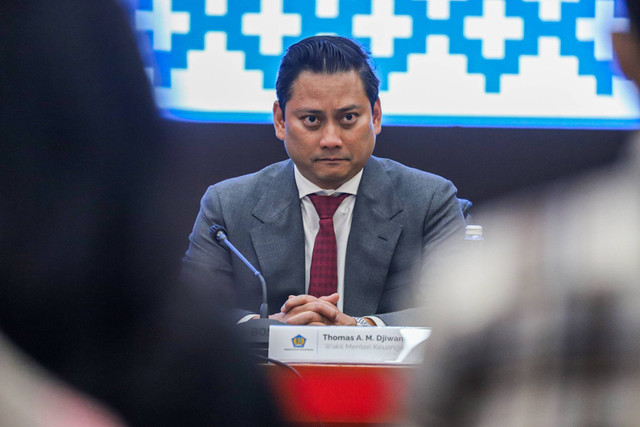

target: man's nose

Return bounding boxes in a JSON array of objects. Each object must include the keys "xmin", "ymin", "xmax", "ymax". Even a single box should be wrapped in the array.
[{"xmin": 319, "ymin": 122, "xmax": 342, "ymax": 148}]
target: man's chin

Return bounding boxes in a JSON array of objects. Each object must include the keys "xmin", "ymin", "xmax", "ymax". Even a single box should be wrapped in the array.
[{"xmin": 313, "ymin": 172, "xmax": 352, "ymax": 189}]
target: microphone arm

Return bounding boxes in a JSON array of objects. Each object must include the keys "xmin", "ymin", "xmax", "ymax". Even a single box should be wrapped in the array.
[{"xmin": 209, "ymin": 225, "xmax": 269, "ymax": 319}]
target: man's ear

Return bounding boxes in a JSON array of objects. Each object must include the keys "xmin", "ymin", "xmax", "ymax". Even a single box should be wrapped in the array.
[
  {"xmin": 612, "ymin": 31, "xmax": 640, "ymax": 89},
  {"xmin": 273, "ymin": 101, "xmax": 285, "ymax": 141},
  {"xmin": 372, "ymin": 98, "xmax": 382, "ymax": 135}
]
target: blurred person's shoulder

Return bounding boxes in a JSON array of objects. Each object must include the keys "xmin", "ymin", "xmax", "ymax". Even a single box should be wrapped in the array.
[
  {"xmin": 412, "ymin": 134, "xmax": 640, "ymax": 426},
  {"xmin": 422, "ymin": 132, "xmax": 640, "ymax": 330},
  {"xmin": 477, "ymin": 131, "xmax": 640, "ymax": 265}
]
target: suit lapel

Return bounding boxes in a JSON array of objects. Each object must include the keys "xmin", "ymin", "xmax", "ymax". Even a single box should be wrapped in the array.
[
  {"xmin": 249, "ymin": 160, "xmax": 306, "ymax": 296},
  {"xmin": 344, "ymin": 157, "xmax": 404, "ymax": 314}
]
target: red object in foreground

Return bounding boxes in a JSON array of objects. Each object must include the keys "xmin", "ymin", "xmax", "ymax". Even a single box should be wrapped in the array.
[{"xmin": 262, "ymin": 363, "xmax": 415, "ymax": 426}]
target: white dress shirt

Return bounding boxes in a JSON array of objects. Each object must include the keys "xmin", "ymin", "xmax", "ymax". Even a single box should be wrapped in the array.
[{"xmin": 294, "ymin": 166, "xmax": 384, "ymax": 326}]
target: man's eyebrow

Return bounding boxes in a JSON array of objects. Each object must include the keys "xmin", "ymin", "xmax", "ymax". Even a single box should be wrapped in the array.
[
  {"xmin": 292, "ymin": 104, "xmax": 363, "ymax": 115},
  {"xmin": 292, "ymin": 108, "xmax": 324, "ymax": 115},
  {"xmin": 336, "ymin": 104, "xmax": 362, "ymax": 113}
]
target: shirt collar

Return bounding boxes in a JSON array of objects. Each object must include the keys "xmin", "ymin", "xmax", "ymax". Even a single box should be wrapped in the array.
[{"xmin": 294, "ymin": 165, "xmax": 363, "ymax": 198}]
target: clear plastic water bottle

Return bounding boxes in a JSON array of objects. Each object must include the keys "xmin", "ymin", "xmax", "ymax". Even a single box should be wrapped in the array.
[{"xmin": 464, "ymin": 225, "xmax": 483, "ymax": 242}]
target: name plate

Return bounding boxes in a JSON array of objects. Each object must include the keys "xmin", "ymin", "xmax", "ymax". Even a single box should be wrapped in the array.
[{"xmin": 268, "ymin": 325, "xmax": 431, "ymax": 364}]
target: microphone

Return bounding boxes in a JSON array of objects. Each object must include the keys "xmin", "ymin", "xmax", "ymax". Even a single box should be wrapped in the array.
[
  {"xmin": 210, "ymin": 224, "xmax": 268, "ymax": 318},
  {"xmin": 209, "ymin": 224, "xmax": 282, "ymax": 357}
]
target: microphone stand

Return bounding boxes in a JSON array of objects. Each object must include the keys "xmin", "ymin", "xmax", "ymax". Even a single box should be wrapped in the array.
[{"xmin": 210, "ymin": 226, "xmax": 283, "ymax": 358}]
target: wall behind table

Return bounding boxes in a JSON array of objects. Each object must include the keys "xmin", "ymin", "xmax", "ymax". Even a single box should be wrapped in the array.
[{"xmin": 162, "ymin": 119, "xmax": 630, "ymax": 258}]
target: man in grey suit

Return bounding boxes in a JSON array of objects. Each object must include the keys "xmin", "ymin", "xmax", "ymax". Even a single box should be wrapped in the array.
[{"xmin": 182, "ymin": 35, "xmax": 465, "ymax": 327}]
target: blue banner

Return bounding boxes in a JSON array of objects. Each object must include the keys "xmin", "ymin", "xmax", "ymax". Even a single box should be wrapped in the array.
[{"xmin": 135, "ymin": 0, "xmax": 640, "ymax": 128}]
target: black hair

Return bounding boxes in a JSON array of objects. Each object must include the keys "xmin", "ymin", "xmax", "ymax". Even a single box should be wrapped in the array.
[
  {"xmin": 275, "ymin": 35, "xmax": 379, "ymax": 115},
  {"xmin": 626, "ymin": 0, "xmax": 640, "ymax": 39}
]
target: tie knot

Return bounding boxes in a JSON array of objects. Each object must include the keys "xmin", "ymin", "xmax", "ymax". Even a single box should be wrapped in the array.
[{"xmin": 309, "ymin": 194, "xmax": 348, "ymax": 219}]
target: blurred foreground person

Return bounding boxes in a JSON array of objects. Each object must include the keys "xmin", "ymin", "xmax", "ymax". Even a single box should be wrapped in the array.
[
  {"xmin": 0, "ymin": 0, "xmax": 282, "ymax": 425},
  {"xmin": 0, "ymin": 331, "xmax": 124, "ymax": 426},
  {"xmin": 411, "ymin": 1, "xmax": 640, "ymax": 425}
]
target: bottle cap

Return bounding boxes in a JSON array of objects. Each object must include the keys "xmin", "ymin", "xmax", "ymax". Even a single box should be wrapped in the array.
[{"xmin": 465, "ymin": 225, "xmax": 483, "ymax": 236}]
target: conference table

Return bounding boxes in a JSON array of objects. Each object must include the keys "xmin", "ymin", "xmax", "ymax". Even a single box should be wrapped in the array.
[{"xmin": 262, "ymin": 362, "xmax": 417, "ymax": 426}]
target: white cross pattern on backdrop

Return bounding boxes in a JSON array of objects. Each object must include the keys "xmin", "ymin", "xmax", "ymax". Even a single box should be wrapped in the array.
[{"xmin": 134, "ymin": 0, "xmax": 640, "ymax": 128}]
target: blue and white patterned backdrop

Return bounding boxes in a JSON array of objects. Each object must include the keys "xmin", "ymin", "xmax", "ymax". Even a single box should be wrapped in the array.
[{"xmin": 135, "ymin": 0, "xmax": 640, "ymax": 128}]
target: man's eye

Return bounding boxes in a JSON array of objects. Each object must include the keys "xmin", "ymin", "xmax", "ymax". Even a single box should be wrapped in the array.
[
  {"xmin": 343, "ymin": 113, "xmax": 357, "ymax": 123},
  {"xmin": 303, "ymin": 116, "xmax": 319, "ymax": 125}
]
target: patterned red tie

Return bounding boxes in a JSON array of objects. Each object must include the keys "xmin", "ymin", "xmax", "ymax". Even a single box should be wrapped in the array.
[{"xmin": 308, "ymin": 194, "xmax": 349, "ymax": 297}]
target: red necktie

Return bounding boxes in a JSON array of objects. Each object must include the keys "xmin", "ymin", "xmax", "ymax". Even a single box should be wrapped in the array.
[{"xmin": 308, "ymin": 194, "xmax": 348, "ymax": 297}]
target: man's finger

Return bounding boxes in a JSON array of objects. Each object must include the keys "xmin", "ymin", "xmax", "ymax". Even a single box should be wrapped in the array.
[
  {"xmin": 318, "ymin": 293, "xmax": 340, "ymax": 305},
  {"xmin": 283, "ymin": 301, "xmax": 337, "ymax": 321},
  {"xmin": 284, "ymin": 310, "xmax": 333, "ymax": 325},
  {"xmin": 281, "ymin": 294, "xmax": 316, "ymax": 312}
]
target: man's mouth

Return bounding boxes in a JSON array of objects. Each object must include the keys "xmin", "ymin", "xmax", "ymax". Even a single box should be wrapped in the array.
[{"xmin": 315, "ymin": 157, "xmax": 348, "ymax": 162}]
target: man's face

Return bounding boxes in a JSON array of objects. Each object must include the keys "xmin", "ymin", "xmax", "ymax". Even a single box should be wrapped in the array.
[{"xmin": 273, "ymin": 70, "xmax": 382, "ymax": 189}]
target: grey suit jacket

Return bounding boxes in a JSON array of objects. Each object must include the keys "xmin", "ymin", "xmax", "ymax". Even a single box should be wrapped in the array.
[{"xmin": 181, "ymin": 156, "xmax": 465, "ymax": 326}]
